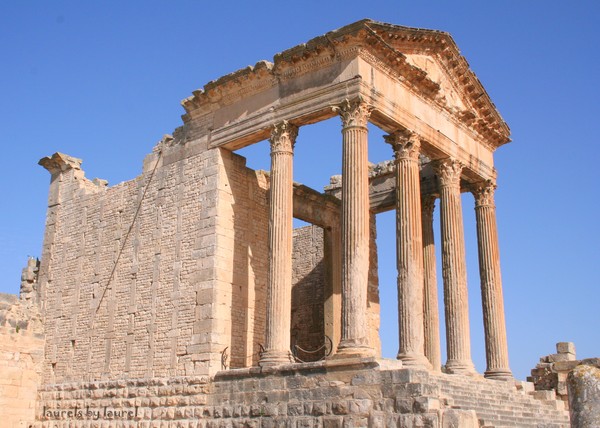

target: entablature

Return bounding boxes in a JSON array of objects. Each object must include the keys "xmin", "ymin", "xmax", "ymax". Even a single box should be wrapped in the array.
[{"xmin": 176, "ymin": 19, "xmax": 509, "ymax": 184}]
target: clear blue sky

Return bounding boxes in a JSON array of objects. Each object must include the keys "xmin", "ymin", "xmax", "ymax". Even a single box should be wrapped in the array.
[{"xmin": 1, "ymin": 1, "xmax": 599, "ymax": 381}]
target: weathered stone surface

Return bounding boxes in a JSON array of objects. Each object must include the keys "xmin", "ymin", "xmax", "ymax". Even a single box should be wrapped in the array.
[
  {"xmin": 441, "ymin": 409, "xmax": 478, "ymax": 428},
  {"xmin": 529, "ymin": 342, "xmax": 585, "ymax": 407},
  {"xmin": 0, "ymin": 288, "xmax": 44, "ymax": 428},
  {"xmin": 568, "ymin": 361, "xmax": 600, "ymax": 428}
]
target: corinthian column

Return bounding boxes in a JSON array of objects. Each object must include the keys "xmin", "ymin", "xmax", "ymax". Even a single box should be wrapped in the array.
[
  {"xmin": 472, "ymin": 180, "xmax": 512, "ymax": 380},
  {"xmin": 434, "ymin": 158, "xmax": 475, "ymax": 374},
  {"xmin": 422, "ymin": 195, "xmax": 441, "ymax": 372},
  {"xmin": 385, "ymin": 130, "xmax": 430, "ymax": 368},
  {"xmin": 259, "ymin": 121, "xmax": 298, "ymax": 367},
  {"xmin": 332, "ymin": 98, "xmax": 374, "ymax": 358}
]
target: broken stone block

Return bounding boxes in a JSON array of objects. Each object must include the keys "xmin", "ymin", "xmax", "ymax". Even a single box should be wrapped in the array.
[
  {"xmin": 556, "ymin": 342, "xmax": 576, "ymax": 356},
  {"xmin": 568, "ymin": 361, "xmax": 600, "ymax": 428}
]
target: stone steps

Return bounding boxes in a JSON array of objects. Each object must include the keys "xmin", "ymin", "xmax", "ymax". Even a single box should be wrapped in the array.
[{"xmin": 431, "ymin": 373, "xmax": 570, "ymax": 427}]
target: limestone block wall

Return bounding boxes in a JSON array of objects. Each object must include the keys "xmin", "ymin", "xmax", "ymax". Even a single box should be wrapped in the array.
[
  {"xmin": 215, "ymin": 149, "xmax": 269, "ymax": 369},
  {"xmin": 290, "ymin": 218, "xmax": 381, "ymax": 360},
  {"xmin": 0, "ymin": 293, "xmax": 44, "ymax": 428},
  {"xmin": 34, "ymin": 363, "xmax": 446, "ymax": 427},
  {"xmin": 291, "ymin": 225, "xmax": 326, "ymax": 361},
  {"xmin": 34, "ymin": 361, "xmax": 570, "ymax": 427},
  {"xmin": 37, "ymin": 141, "xmax": 228, "ymax": 382},
  {"xmin": 367, "ymin": 213, "xmax": 381, "ymax": 354},
  {"xmin": 528, "ymin": 342, "xmax": 583, "ymax": 407},
  {"xmin": 36, "ymin": 140, "xmax": 380, "ymax": 386}
]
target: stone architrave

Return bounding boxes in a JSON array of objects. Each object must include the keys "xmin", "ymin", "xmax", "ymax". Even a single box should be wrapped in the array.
[
  {"xmin": 422, "ymin": 195, "xmax": 442, "ymax": 372},
  {"xmin": 434, "ymin": 158, "xmax": 475, "ymax": 374},
  {"xmin": 259, "ymin": 121, "xmax": 298, "ymax": 367},
  {"xmin": 472, "ymin": 180, "xmax": 512, "ymax": 379},
  {"xmin": 385, "ymin": 130, "xmax": 430, "ymax": 368},
  {"xmin": 332, "ymin": 98, "xmax": 374, "ymax": 358}
]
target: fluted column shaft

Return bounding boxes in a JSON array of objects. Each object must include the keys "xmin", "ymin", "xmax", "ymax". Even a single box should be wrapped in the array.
[
  {"xmin": 422, "ymin": 195, "xmax": 441, "ymax": 371},
  {"xmin": 385, "ymin": 131, "xmax": 429, "ymax": 368},
  {"xmin": 434, "ymin": 159, "xmax": 475, "ymax": 374},
  {"xmin": 260, "ymin": 121, "xmax": 298, "ymax": 367},
  {"xmin": 473, "ymin": 180, "xmax": 512, "ymax": 379},
  {"xmin": 333, "ymin": 99, "xmax": 374, "ymax": 357}
]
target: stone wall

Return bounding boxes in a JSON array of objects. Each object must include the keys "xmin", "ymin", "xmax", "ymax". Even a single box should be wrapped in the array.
[
  {"xmin": 40, "ymin": 149, "xmax": 211, "ymax": 383},
  {"xmin": 0, "ymin": 293, "xmax": 44, "ymax": 428},
  {"xmin": 290, "ymin": 217, "xmax": 381, "ymax": 362},
  {"xmin": 291, "ymin": 225, "xmax": 326, "ymax": 361},
  {"xmin": 528, "ymin": 342, "xmax": 579, "ymax": 406},
  {"xmin": 367, "ymin": 214, "xmax": 381, "ymax": 354},
  {"xmin": 34, "ymin": 360, "xmax": 570, "ymax": 427},
  {"xmin": 37, "ymin": 143, "xmax": 229, "ymax": 381},
  {"xmin": 217, "ymin": 150, "xmax": 270, "ymax": 369},
  {"xmin": 37, "ymin": 144, "xmax": 278, "ymax": 381}
]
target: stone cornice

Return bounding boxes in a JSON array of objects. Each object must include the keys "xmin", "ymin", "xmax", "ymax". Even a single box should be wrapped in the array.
[
  {"xmin": 362, "ymin": 22, "xmax": 510, "ymax": 149},
  {"xmin": 181, "ymin": 60, "xmax": 277, "ymax": 122},
  {"xmin": 181, "ymin": 19, "xmax": 510, "ymax": 149}
]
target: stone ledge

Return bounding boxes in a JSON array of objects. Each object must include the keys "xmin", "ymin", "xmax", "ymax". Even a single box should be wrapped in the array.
[{"xmin": 214, "ymin": 357, "xmax": 381, "ymax": 381}]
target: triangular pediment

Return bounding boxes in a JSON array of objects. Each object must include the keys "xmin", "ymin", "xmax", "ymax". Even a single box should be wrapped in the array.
[
  {"xmin": 404, "ymin": 53, "xmax": 467, "ymax": 113},
  {"xmin": 361, "ymin": 20, "xmax": 510, "ymax": 148}
]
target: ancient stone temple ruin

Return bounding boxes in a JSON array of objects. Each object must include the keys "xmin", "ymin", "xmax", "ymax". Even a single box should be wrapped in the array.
[{"xmin": 1, "ymin": 19, "xmax": 585, "ymax": 427}]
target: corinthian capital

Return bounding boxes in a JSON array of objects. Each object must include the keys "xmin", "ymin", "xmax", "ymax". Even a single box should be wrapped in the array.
[
  {"xmin": 269, "ymin": 121, "xmax": 298, "ymax": 154},
  {"xmin": 421, "ymin": 195, "xmax": 437, "ymax": 220},
  {"xmin": 471, "ymin": 180, "xmax": 497, "ymax": 207},
  {"xmin": 384, "ymin": 129, "xmax": 421, "ymax": 161},
  {"xmin": 433, "ymin": 158, "xmax": 463, "ymax": 188},
  {"xmin": 333, "ymin": 98, "xmax": 373, "ymax": 129}
]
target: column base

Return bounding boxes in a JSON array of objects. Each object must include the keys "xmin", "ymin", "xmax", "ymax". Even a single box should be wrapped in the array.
[
  {"xmin": 397, "ymin": 352, "xmax": 433, "ymax": 370},
  {"xmin": 445, "ymin": 359, "xmax": 476, "ymax": 375},
  {"xmin": 484, "ymin": 368, "xmax": 513, "ymax": 380},
  {"xmin": 332, "ymin": 339, "xmax": 375, "ymax": 360},
  {"xmin": 258, "ymin": 350, "xmax": 294, "ymax": 367}
]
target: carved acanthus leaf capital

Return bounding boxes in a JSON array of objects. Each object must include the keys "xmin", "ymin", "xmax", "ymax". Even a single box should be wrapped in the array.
[
  {"xmin": 421, "ymin": 195, "xmax": 437, "ymax": 220},
  {"xmin": 433, "ymin": 158, "xmax": 463, "ymax": 188},
  {"xmin": 333, "ymin": 98, "xmax": 373, "ymax": 129},
  {"xmin": 269, "ymin": 121, "xmax": 298, "ymax": 154},
  {"xmin": 471, "ymin": 180, "xmax": 497, "ymax": 207},
  {"xmin": 384, "ymin": 130, "xmax": 421, "ymax": 160}
]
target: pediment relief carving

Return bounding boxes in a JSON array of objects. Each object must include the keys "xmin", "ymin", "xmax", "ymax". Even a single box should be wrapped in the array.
[{"xmin": 405, "ymin": 54, "xmax": 467, "ymax": 113}]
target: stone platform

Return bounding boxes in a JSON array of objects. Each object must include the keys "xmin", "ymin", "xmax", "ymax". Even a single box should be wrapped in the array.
[{"xmin": 36, "ymin": 358, "xmax": 569, "ymax": 427}]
